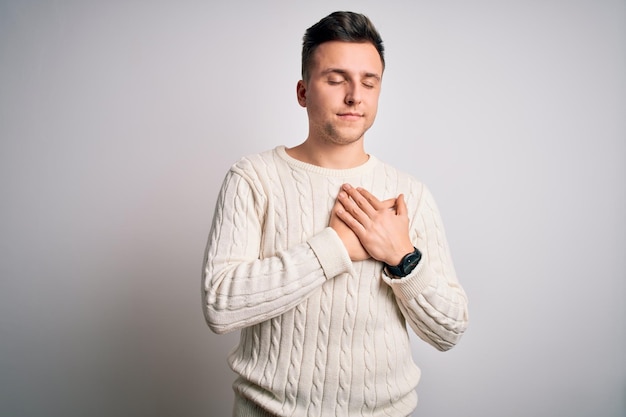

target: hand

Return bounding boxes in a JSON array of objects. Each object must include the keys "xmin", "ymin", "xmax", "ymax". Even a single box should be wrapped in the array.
[
  {"xmin": 335, "ymin": 184, "xmax": 414, "ymax": 265},
  {"xmin": 329, "ymin": 197, "xmax": 370, "ymax": 261},
  {"xmin": 329, "ymin": 191, "xmax": 397, "ymax": 261}
]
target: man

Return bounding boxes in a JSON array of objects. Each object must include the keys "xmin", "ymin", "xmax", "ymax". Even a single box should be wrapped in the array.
[{"xmin": 202, "ymin": 11, "xmax": 468, "ymax": 417}]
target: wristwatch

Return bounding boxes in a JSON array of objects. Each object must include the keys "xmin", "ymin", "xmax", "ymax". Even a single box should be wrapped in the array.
[{"xmin": 385, "ymin": 247, "xmax": 422, "ymax": 278}]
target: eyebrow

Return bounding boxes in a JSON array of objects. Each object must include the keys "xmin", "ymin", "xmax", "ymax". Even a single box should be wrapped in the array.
[{"xmin": 322, "ymin": 68, "xmax": 381, "ymax": 81}]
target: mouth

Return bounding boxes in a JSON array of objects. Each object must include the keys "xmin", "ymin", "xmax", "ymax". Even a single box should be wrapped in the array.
[{"xmin": 337, "ymin": 112, "xmax": 363, "ymax": 121}]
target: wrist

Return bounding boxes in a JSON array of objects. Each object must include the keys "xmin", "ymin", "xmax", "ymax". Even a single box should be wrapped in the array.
[
  {"xmin": 384, "ymin": 247, "xmax": 422, "ymax": 278},
  {"xmin": 386, "ymin": 244, "xmax": 416, "ymax": 266}
]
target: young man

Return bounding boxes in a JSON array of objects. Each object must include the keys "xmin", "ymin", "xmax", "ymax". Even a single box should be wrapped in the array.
[{"xmin": 202, "ymin": 11, "xmax": 468, "ymax": 417}]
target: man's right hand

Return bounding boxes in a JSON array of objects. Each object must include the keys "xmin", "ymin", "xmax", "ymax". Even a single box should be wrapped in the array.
[
  {"xmin": 330, "ymin": 193, "xmax": 397, "ymax": 262},
  {"xmin": 330, "ymin": 198, "xmax": 370, "ymax": 261}
]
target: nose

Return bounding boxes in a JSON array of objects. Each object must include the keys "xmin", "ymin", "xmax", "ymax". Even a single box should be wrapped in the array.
[{"xmin": 345, "ymin": 83, "xmax": 362, "ymax": 106}]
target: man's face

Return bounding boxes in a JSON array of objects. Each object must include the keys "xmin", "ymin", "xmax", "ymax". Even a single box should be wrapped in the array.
[{"xmin": 297, "ymin": 41, "xmax": 383, "ymax": 147}]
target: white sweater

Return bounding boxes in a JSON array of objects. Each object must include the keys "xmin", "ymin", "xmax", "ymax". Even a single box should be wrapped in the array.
[{"xmin": 202, "ymin": 146, "xmax": 468, "ymax": 417}]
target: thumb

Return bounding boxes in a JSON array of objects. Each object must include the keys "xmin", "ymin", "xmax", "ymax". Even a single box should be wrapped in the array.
[
  {"xmin": 381, "ymin": 197, "xmax": 396, "ymax": 211},
  {"xmin": 396, "ymin": 194, "xmax": 408, "ymax": 216}
]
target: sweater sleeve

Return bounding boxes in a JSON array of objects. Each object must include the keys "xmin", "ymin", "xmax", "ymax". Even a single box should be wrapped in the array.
[
  {"xmin": 381, "ymin": 184, "xmax": 469, "ymax": 351},
  {"xmin": 202, "ymin": 168, "xmax": 352, "ymax": 334}
]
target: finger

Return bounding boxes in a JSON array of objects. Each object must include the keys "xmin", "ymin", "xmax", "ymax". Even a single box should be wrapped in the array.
[
  {"xmin": 338, "ymin": 190, "xmax": 370, "ymax": 224},
  {"xmin": 332, "ymin": 197, "xmax": 345, "ymax": 211},
  {"xmin": 396, "ymin": 194, "xmax": 408, "ymax": 217},
  {"xmin": 340, "ymin": 184, "xmax": 376, "ymax": 218},
  {"xmin": 330, "ymin": 197, "xmax": 348, "ymax": 218},
  {"xmin": 354, "ymin": 186, "xmax": 382, "ymax": 209},
  {"xmin": 336, "ymin": 204, "xmax": 366, "ymax": 234}
]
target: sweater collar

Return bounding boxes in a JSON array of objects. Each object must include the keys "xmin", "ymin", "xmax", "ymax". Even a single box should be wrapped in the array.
[{"xmin": 275, "ymin": 145, "xmax": 379, "ymax": 178}]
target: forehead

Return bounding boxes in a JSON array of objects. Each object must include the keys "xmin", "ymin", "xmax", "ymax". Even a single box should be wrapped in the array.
[{"xmin": 311, "ymin": 41, "xmax": 383, "ymax": 77}]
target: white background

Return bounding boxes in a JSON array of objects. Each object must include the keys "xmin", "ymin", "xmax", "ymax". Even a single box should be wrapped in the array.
[{"xmin": 1, "ymin": 1, "xmax": 624, "ymax": 416}]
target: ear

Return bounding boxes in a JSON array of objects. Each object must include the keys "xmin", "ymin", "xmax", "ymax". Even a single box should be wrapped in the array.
[{"xmin": 296, "ymin": 80, "xmax": 307, "ymax": 107}]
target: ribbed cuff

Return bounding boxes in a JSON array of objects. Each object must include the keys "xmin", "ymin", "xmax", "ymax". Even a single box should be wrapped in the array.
[
  {"xmin": 382, "ymin": 260, "xmax": 433, "ymax": 301},
  {"xmin": 307, "ymin": 227, "xmax": 353, "ymax": 279}
]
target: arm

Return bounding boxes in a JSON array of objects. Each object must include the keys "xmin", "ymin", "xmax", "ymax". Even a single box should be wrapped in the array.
[
  {"xmin": 202, "ymin": 169, "xmax": 352, "ymax": 334},
  {"xmin": 335, "ymin": 183, "xmax": 468, "ymax": 351},
  {"xmin": 381, "ymin": 185, "xmax": 468, "ymax": 351}
]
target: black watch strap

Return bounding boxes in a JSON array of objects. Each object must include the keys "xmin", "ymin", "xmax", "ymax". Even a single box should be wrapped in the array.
[{"xmin": 385, "ymin": 247, "xmax": 422, "ymax": 278}]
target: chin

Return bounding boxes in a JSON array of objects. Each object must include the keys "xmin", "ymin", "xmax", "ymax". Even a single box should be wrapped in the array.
[
  {"xmin": 325, "ymin": 135, "xmax": 363, "ymax": 146},
  {"xmin": 323, "ymin": 127, "xmax": 367, "ymax": 146}
]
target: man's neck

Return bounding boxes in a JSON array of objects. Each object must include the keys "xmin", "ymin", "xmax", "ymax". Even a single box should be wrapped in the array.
[{"xmin": 286, "ymin": 139, "xmax": 369, "ymax": 169}]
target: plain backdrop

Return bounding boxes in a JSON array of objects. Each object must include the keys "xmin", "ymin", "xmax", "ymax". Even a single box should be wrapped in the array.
[{"xmin": 1, "ymin": 1, "xmax": 624, "ymax": 416}]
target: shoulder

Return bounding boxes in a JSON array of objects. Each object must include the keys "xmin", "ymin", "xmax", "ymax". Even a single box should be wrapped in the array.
[
  {"xmin": 231, "ymin": 147, "xmax": 276, "ymax": 170},
  {"xmin": 228, "ymin": 147, "xmax": 285, "ymax": 179},
  {"xmin": 373, "ymin": 157, "xmax": 426, "ymax": 192},
  {"xmin": 221, "ymin": 147, "xmax": 291, "ymax": 203},
  {"xmin": 369, "ymin": 157, "xmax": 442, "ymax": 213}
]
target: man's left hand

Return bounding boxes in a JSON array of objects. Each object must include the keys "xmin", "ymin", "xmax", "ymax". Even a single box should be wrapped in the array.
[{"xmin": 335, "ymin": 184, "xmax": 414, "ymax": 266}]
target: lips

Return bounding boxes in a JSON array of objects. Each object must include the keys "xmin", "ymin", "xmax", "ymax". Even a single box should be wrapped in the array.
[{"xmin": 337, "ymin": 112, "xmax": 363, "ymax": 121}]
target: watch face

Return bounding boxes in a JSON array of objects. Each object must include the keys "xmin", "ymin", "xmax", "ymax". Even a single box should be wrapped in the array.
[
  {"xmin": 402, "ymin": 250, "xmax": 421, "ymax": 274},
  {"xmin": 387, "ymin": 248, "xmax": 421, "ymax": 277}
]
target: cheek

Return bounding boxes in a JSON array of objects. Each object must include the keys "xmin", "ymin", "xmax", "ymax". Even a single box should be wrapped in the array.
[
  {"xmin": 366, "ymin": 92, "xmax": 379, "ymax": 106},
  {"xmin": 367, "ymin": 89, "xmax": 381, "ymax": 101},
  {"xmin": 367, "ymin": 93, "xmax": 380, "ymax": 111},
  {"xmin": 305, "ymin": 100, "xmax": 327, "ymax": 122},
  {"xmin": 309, "ymin": 93, "xmax": 336, "ymax": 113}
]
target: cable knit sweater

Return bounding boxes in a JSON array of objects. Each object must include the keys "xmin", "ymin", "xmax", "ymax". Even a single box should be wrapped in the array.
[{"xmin": 202, "ymin": 146, "xmax": 468, "ymax": 417}]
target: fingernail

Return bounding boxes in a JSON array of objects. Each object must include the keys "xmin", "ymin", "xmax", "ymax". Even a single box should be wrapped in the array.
[{"xmin": 343, "ymin": 183, "xmax": 352, "ymax": 190}]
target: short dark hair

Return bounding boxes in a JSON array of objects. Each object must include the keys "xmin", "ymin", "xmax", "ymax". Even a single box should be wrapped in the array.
[{"xmin": 301, "ymin": 11, "xmax": 385, "ymax": 81}]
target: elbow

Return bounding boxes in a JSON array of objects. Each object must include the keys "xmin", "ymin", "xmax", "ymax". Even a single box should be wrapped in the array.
[
  {"xmin": 428, "ymin": 331, "xmax": 466, "ymax": 352},
  {"xmin": 202, "ymin": 269, "xmax": 238, "ymax": 334},
  {"xmin": 434, "ymin": 317, "xmax": 469, "ymax": 352},
  {"xmin": 202, "ymin": 285, "xmax": 233, "ymax": 334},
  {"xmin": 207, "ymin": 322, "xmax": 231, "ymax": 335},
  {"xmin": 202, "ymin": 304, "xmax": 222, "ymax": 334},
  {"xmin": 204, "ymin": 312, "xmax": 234, "ymax": 335},
  {"xmin": 433, "ymin": 337, "xmax": 460, "ymax": 352},
  {"xmin": 203, "ymin": 302, "xmax": 237, "ymax": 335},
  {"xmin": 419, "ymin": 308, "xmax": 469, "ymax": 352}
]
